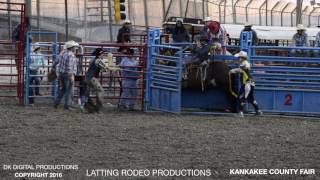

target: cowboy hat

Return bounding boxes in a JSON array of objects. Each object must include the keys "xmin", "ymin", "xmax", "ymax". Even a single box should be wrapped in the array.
[
  {"xmin": 91, "ymin": 48, "xmax": 105, "ymax": 57},
  {"xmin": 65, "ymin": 40, "xmax": 79, "ymax": 49},
  {"xmin": 234, "ymin": 51, "xmax": 248, "ymax": 58},
  {"xmin": 32, "ymin": 42, "xmax": 41, "ymax": 51},
  {"xmin": 124, "ymin": 19, "xmax": 132, "ymax": 24},
  {"xmin": 244, "ymin": 22, "xmax": 253, "ymax": 27},
  {"xmin": 204, "ymin": 16, "xmax": 213, "ymax": 22},
  {"xmin": 297, "ymin": 24, "xmax": 306, "ymax": 31}
]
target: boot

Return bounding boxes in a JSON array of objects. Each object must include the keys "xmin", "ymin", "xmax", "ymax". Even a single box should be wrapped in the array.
[
  {"xmin": 239, "ymin": 111, "xmax": 244, "ymax": 118},
  {"xmin": 255, "ymin": 110, "xmax": 263, "ymax": 116}
]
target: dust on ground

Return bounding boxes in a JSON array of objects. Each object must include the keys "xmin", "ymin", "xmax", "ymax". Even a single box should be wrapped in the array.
[{"xmin": 0, "ymin": 101, "xmax": 319, "ymax": 180}]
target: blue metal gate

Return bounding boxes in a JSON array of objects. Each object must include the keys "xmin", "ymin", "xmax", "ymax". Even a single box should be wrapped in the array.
[
  {"xmin": 25, "ymin": 32, "xmax": 58, "ymax": 105},
  {"xmin": 228, "ymin": 31, "xmax": 320, "ymax": 115},
  {"xmin": 145, "ymin": 29, "xmax": 183, "ymax": 113},
  {"xmin": 249, "ymin": 45, "xmax": 320, "ymax": 114},
  {"xmin": 144, "ymin": 30, "xmax": 320, "ymax": 115}
]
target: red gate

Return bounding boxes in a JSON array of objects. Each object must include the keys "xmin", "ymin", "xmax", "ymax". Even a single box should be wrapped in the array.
[{"xmin": 0, "ymin": 2, "xmax": 26, "ymax": 105}]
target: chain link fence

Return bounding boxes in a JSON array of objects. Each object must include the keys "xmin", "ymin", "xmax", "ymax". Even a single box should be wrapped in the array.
[{"xmin": 1, "ymin": 0, "xmax": 320, "ymax": 42}]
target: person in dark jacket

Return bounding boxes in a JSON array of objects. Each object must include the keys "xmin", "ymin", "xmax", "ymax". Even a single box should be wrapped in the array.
[
  {"xmin": 172, "ymin": 20, "xmax": 190, "ymax": 43},
  {"xmin": 117, "ymin": 20, "xmax": 132, "ymax": 43},
  {"xmin": 82, "ymin": 48, "xmax": 106, "ymax": 113},
  {"xmin": 12, "ymin": 17, "xmax": 31, "ymax": 42},
  {"xmin": 199, "ymin": 16, "xmax": 213, "ymax": 38},
  {"xmin": 12, "ymin": 17, "xmax": 32, "ymax": 70},
  {"xmin": 240, "ymin": 23, "xmax": 258, "ymax": 45},
  {"xmin": 290, "ymin": 24, "xmax": 309, "ymax": 57}
]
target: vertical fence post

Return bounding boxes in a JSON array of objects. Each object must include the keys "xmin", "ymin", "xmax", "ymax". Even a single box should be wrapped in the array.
[
  {"xmin": 162, "ymin": 0, "xmax": 166, "ymax": 22},
  {"xmin": 308, "ymin": 7, "xmax": 317, "ymax": 27},
  {"xmin": 219, "ymin": 0, "xmax": 224, "ymax": 23},
  {"xmin": 223, "ymin": 0, "xmax": 226, "ymax": 23},
  {"xmin": 291, "ymin": 8, "xmax": 296, "ymax": 27},
  {"xmin": 52, "ymin": 32, "xmax": 58, "ymax": 98},
  {"xmin": 18, "ymin": 3, "xmax": 26, "ymax": 105},
  {"xmin": 266, "ymin": 0, "xmax": 268, "ymax": 26},
  {"xmin": 36, "ymin": 0, "xmax": 40, "ymax": 30},
  {"xmin": 281, "ymin": 3, "xmax": 291, "ymax": 26},
  {"xmin": 296, "ymin": 0, "xmax": 303, "ymax": 25},
  {"xmin": 233, "ymin": 0, "xmax": 240, "ymax": 24},
  {"xmin": 107, "ymin": 0, "xmax": 113, "ymax": 42},
  {"xmin": 7, "ymin": 0, "xmax": 12, "ymax": 40},
  {"xmin": 100, "ymin": 0, "xmax": 104, "ymax": 22},
  {"xmin": 271, "ymin": 1, "xmax": 280, "ymax": 26},
  {"xmin": 84, "ymin": 0, "xmax": 87, "ymax": 42},
  {"xmin": 179, "ymin": 0, "xmax": 183, "ymax": 17},
  {"xmin": 259, "ymin": 0, "xmax": 267, "ymax": 26},
  {"xmin": 201, "ymin": 0, "xmax": 205, "ymax": 19},
  {"xmin": 24, "ymin": 32, "xmax": 31, "ymax": 105},
  {"xmin": 64, "ymin": 0, "xmax": 69, "ymax": 41},
  {"xmin": 245, "ymin": 0, "xmax": 254, "ymax": 23},
  {"xmin": 143, "ymin": 0, "xmax": 149, "ymax": 29}
]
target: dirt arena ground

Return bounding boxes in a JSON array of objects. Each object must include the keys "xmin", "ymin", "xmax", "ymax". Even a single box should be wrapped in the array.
[{"xmin": 0, "ymin": 100, "xmax": 319, "ymax": 180}]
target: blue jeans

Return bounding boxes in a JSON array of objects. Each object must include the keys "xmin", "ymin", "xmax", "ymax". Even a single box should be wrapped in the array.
[
  {"xmin": 29, "ymin": 69, "xmax": 40, "ymax": 103},
  {"xmin": 119, "ymin": 79, "xmax": 137, "ymax": 109},
  {"xmin": 54, "ymin": 73, "xmax": 74, "ymax": 108},
  {"xmin": 84, "ymin": 77, "xmax": 104, "ymax": 109}
]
